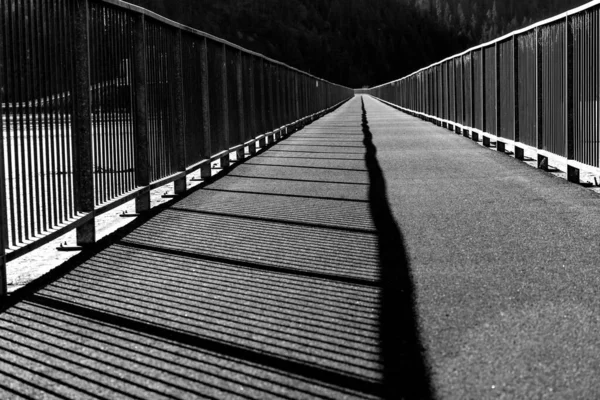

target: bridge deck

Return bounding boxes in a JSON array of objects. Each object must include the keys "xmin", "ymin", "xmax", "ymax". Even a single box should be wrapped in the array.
[{"xmin": 1, "ymin": 95, "xmax": 600, "ymax": 398}]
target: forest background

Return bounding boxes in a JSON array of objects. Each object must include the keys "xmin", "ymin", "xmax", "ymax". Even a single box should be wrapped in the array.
[{"xmin": 130, "ymin": 0, "xmax": 590, "ymax": 88}]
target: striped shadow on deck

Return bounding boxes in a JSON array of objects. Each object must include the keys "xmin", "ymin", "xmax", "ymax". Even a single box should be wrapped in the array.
[{"xmin": 0, "ymin": 96, "xmax": 432, "ymax": 399}]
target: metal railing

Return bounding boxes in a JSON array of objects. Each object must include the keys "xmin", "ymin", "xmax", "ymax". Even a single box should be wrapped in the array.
[
  {"xmin": 367, "ymin": 0, "xmax": 600, "ymax": 182},
  {"xmin": 0, "ymin": 0, "xmax": 353, "ymax": 295}
]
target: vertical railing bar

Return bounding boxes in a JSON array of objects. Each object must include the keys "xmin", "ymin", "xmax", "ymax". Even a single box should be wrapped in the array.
[
  {"xmin": 169, "ymin": 28, "xmax": 178, "ymax": 176},
  {"xmin": 566, "ymin": 15, "xmax": 574, "ymax": 161},
  {"xmin": 595, "ymin": 10, "xmax": 598, "ymax": 166},
  {"xmin": 31, "ymin": 0, "xmax": 43, "ymax": 232},
  {"xmin": 470, "ymin": 51, "xmax": 475, "ymax": 132},
  {"xmin": 14, "ymin": 0, "xmax": 25, "ymax": 242},
  {"xmin": 200, "ymin": 37, "xmax": 211, "ymax": 166},
  {"xmin": 236, "ymin": 50, "xmax": 245, "ymax": 148},
  {"xmin": 173, "ymin": 29, "xmax": 186, "ymax": 195},
  {"xmin": 97, "ymin": 5, "xmax": 108, "ymax": 204},
  {"xmin": 89, "ymin": 4, "xmax": 98, "ymax": 204},
  {"xmin": 514, "ymin": 34, "xmax": 520, "ymax": 144},
  {"xmin": 23, "ymin": 0, "xmax": 34, "ymax": 239},
  {"xmin": 49, "ymin": 0, "xmax": 60, "ymax": 227},
  {"xmin": 258, "ymin": 57, "xmax": 266, "ymax": 135},
  {"xmin": 127, "ymin": 13, "xmax": 136, "ymax": 192},
  {"xmin": 73, "ymin": 0, "xmax": 95, "ymax": 245},
  {"xmin": 61, "ymin": 0, "xmax": 73, "ymax": 219},
  {"xmin": 537, "ymin": 27, "xmax": 543, "ymax": 150},
  {"xmin": 0, "ymin": 0, "xmax": 7, "ymax": 296},
  {"xmin": 250, "ymin": 53, "xmax": 257, "ymax": 141},
  {"xmin": 40, "ymin": 0, "xmax": 51, "ymax": 234},
  {"xmin": 125, "ymin": 13, "xmax": 135, "ymax": 192},
  {"xmin": 53, "ymin": 0, "xmax": 64, "ymax": 225},
  {"xmin": 146, "ymin": 23, "xmax": 154, "ymax": 182},
  {"xmin": 153, "ymin": 25, "xmax": 161, "ymax": 179},
  {"xmin": 267, "ymin": 62, "xmax": 274, "ymax": 132},
  {"xmin": 133, "ymin": 13, "xmax": 149, "ymax": 212},
  {"xmin": 221, "ymin": 44, "xmax": 229, "ymax": 155},
  {"xmin": 56, "ymin": 0, "xmax": 66, "ymax": 220},
  {"xmin": 115, "ymin": 8, "xmax": 126, "ymax": 199},
  {"xmin": 114, "ymin": 8, "xmax": 125, "ymax": 199},
  {"xmin": 495, "ymin": 42, "xmax": 501, "ymax": 138},
  {"xmin": 107, "ymin": 7, "xmax": 117, "ymax": 201}
]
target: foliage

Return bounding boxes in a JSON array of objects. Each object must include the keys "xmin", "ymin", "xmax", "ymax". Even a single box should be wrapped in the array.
[{"xmin": 129, "ymin": 0, "xmax": 591, "ymax": 87}]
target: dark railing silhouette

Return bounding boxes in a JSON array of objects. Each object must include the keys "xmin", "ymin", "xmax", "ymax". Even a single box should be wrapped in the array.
[
  {"xmin": 366, "ymin": 0, "xmax": 600, "ymax": 184},
  {"xmin": 0, "ymin": 0, "xmax": 353, "ymax": 295}
]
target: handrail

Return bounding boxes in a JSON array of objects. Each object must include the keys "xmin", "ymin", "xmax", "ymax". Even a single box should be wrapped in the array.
[
  {"xmin": 369, "ymin": 0, "xmax": 600, "ymax": 89},
  {"xmin": 0, "ymin": 0, "xmax": 354, "ymax": 296},
  {"xmin": 366, "ymin": 0, "xmax": 600, "ymax": 186}
]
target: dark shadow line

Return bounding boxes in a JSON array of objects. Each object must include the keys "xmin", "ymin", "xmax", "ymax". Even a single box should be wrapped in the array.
[
  {"xmin": 119, "ymin": 240, "xmax": 378, "ymax": 288},
  {"xmin": 28, "ymin": 295, "xmax": 382, "ymax": 397},
  {"xmin": 283, "ymin": 140, "xmax": 364, "ymax": 143},
  {"xmin": 274, "ymin": 144, "xmax": 365, "ymax": 148},
  {"xmin": 7, "ymin": 312, "xmax": 319, "ymax": 400},
  {"xmin": 287, "ymin": 134, "xmax": 363, "ymax": 138},
  {"xmin": 226, "ymin": 173, "xmax": 369, "ymax": 185},
  {"xmin": 168, "ymin": 207, "xmax": 376, "ymax": 235},
  {"xmin": 53, "ymin": 271, "xmax": 378, "ymax": 337},
  {"xmin": 0, "ymin": 364, "xmax": 70, "ymax": 400},
  {"xmin": 0, "ymin": 334, "xmax": 156, "ymax": 400},
  {"xmin": 42, "ymin": 285, "xmax": 379, "ymax": 367},
  {"xmin": 361, "ymin": 97, "xmax": 436, "ymax": 399},
  {"xmin": 0, "ymin": 383, "xmax": 36, "ymax": 400},
  {"xmin": 96, "ymin": 248, "xmax": 378, "ymax": 298},
  {"xmin": 202, "ymin": 188, "xmax": 369, "ymax": 204},
  {"xmin": 1, "ymin": 323, "xmax": 242, "ymax": 400},
  {"xmin": 242, "ymin": 163, "xmax": 367, "ymax": 172},
  {"xmin": 46, "ymin": 277, "xmax": 379, "ymax": 353},
  {"xmin": 86, "ymin": 255, "xmax": 379, "ymax": 316},
  {"xmin": 130, "ymin": 229, "xmax": 378, "ymax": 279},
  {"xmin": 269, "ymin": 150, "xmax": 364, "ymax": 155},
  {"xmin": 251, "ymin": 156, "xmax": 365, "ymax": 162}
]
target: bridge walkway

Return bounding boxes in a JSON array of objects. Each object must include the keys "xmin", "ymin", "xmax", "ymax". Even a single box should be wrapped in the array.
[{"xmin": 0, "ymin": 95, "xmax": 599, "ymax": 398}]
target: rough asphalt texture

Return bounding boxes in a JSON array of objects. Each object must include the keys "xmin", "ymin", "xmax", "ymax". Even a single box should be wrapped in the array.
[{"xmin": 0, "ymin": 95, "xmax": 599, "ymax": 399}]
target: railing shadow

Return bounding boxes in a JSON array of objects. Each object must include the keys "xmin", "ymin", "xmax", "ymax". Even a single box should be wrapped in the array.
[
  {"xmin": 361, "ymin": 97, "xmax": 435, "ymax": 399},
  {"xmin": 0, "ymin": 97, "xmax": 387, "ymax": 399}
]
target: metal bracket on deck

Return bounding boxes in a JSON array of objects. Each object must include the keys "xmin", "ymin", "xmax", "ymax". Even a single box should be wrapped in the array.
[
  {"xmin": 120, "ymin": 211, "xmax": 141, "ymax": 218},
  {"xmin": 56, "ymin": 242, "xmax": 83, "ymax": 252}
]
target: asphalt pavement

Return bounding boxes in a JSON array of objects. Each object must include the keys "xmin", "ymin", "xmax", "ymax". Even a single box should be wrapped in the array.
[{"xmin": 0, "ymin": 95, "xmax": 599, "ymax": 399}]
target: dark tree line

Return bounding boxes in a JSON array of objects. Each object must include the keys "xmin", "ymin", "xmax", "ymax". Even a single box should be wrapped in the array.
[
  {"xmin": 112, "ymin": 0, "xmax": 595, "ymax": 87},
  {"xmin": 408, "ymin": 0, "xmax": 590, "ymax": 43}
]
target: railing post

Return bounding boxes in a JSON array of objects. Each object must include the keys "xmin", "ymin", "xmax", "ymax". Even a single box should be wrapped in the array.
[
  {"xmin": 133, "ymin": 14, "xmax": 150, "ymax": 211},
  {"xmin": 235, "ymin": 50, "xmax": 246, "ymax": 159},
  {"xmin": 536, "ymin": 27, "xmax": 547, "ymax": 170},
  {"xmin": 565, "ymin": 15, "xmax": 577, "ymax": 182},
  {"xmin": 468, "ymin": 51, "xmax": 475, "ymax": 139},
  {"xmin": 0, "ymin": 13, "xmax": 7, "ymax": 296},
  {"xmin": 294, "ymin": 74, "xmax": 300, "ymax": 127},
  {"xmin": 200, "ymin": 37, "xmax": 211, "ymax": 179},
  {"xmin": 513, "ymin": 34, "xmax": 524, "ymax": 160},
  {"xmin": 221, "ymin": 44, "xmax": 230, "ymax": 167},
  {"xmin": 461, "ymin": 56, "xmax": 466, "ymax": 129},
  {"xmin": 173, "ymin": 30, "xmax": 187, "ymax": 194},
  {"xmin": 73, "ymin": 0, "xmax": 95, "ymax": 245},
  {"xmin": 495, "ymin": 42, "xmax": 503, "ymax": 152},
  {"xmin": 247, "ymin": 56, "xmax": 256, "ymax": 143},
  {"xmin": 481, "ymin": 49, "xmax": 486, "ymax": 142},
  {"xmin": 258, "ymin": 57, "xmax": 266, "ymax": 135}
]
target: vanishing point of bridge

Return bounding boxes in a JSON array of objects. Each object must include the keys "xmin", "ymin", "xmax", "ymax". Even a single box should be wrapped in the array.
[{"xmin": 2, "ymin": 0, "xmax": 600, "ymax": 399}]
